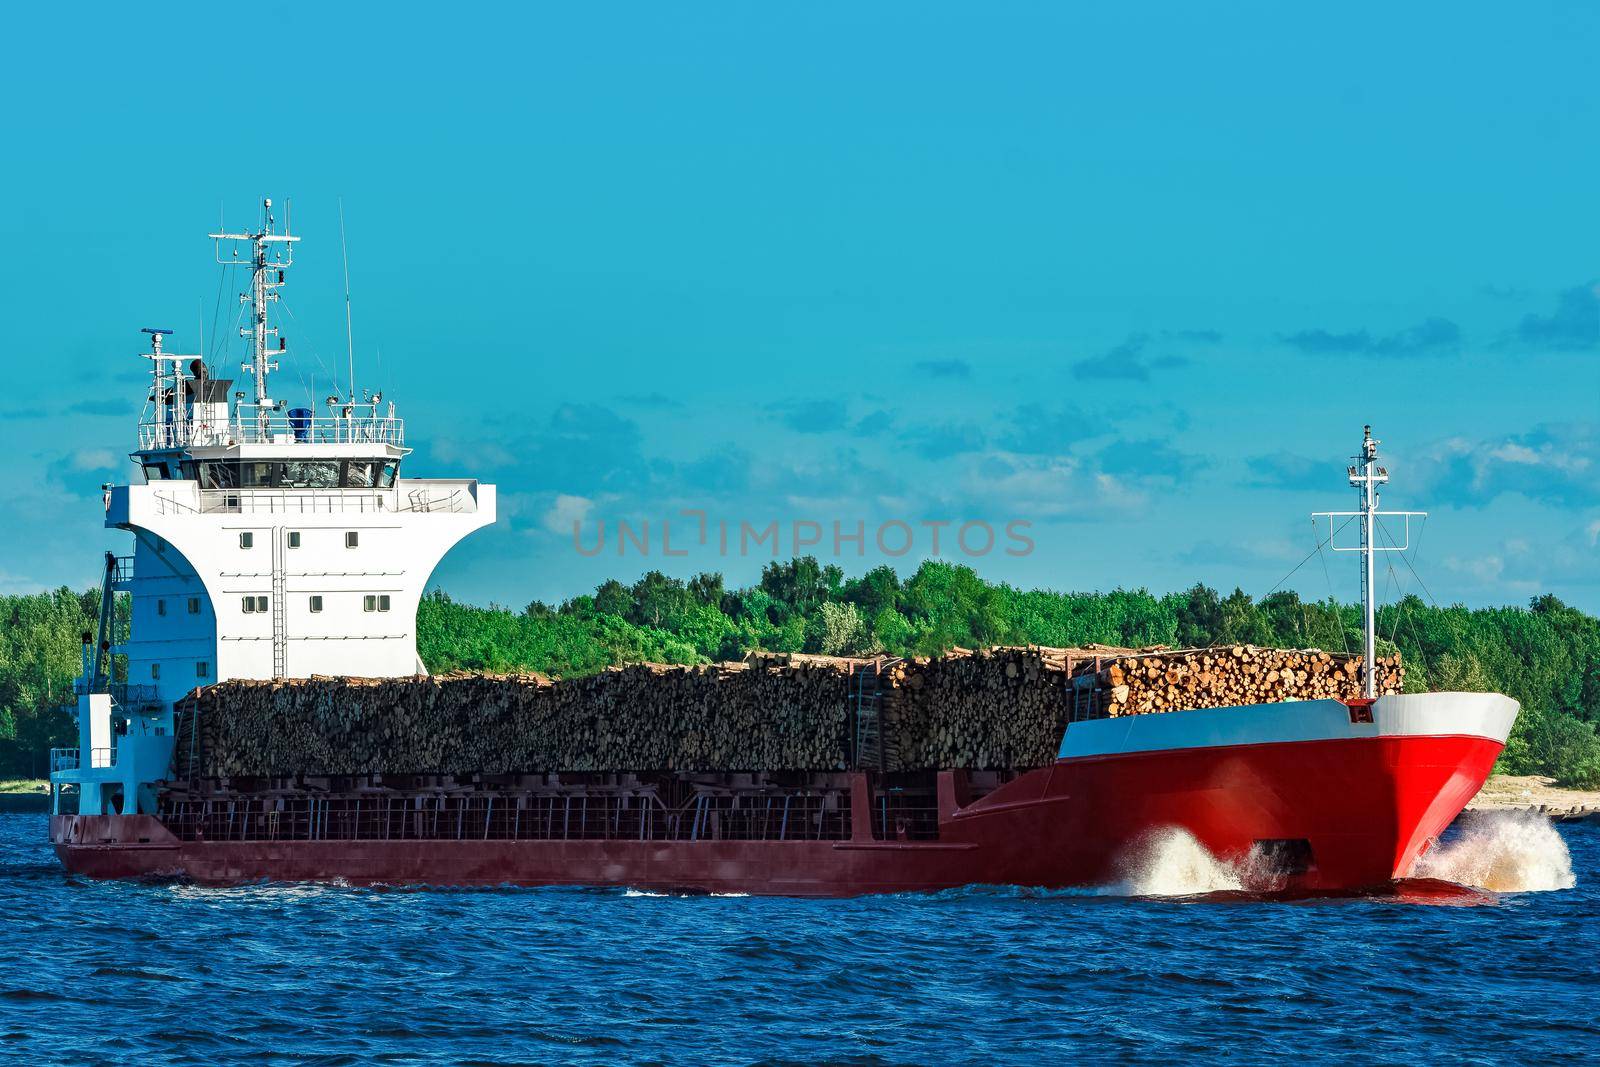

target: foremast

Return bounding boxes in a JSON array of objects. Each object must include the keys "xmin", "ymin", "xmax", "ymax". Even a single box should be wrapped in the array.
[{"xmin": 1315, "ymin": 426, "xmax": 1424, "ymax": 698}]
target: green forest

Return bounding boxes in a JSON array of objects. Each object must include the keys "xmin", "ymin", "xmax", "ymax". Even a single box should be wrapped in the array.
[{"xmin": 5, "ymin": 558, "xmax": 1598, "ymax": 785}]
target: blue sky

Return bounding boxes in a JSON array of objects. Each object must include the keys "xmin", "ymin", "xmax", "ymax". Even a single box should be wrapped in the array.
[{"xmin": 1, "ymin": 3, "xmax": 1596, "ymax": 610}]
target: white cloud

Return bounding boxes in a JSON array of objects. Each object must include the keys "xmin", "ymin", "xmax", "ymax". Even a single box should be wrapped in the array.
[
  {"xmin": 950, "ymin": 452, "xmax": 1150, "ymax": 521},
  {"xmin": 542, "ymin": 493, "xmax": 595, "ymax": 535},
  {"xmin": 70, "ymin": 449, "xmax": 118, "ymax": 471},
  {"xmin": 1442, "ymin": 515, "xmax": 1600, "ymax": 595},
  {"xmin": 1444, "ymin": 554, "xmax": 1505, "ymax": 584},
  {"xmin": 1413, "ymin": 423, "xmax": 1599, "ymax": 507},
  {"xmin": 1488, "ymin": 441, "xmax": 1590, "ymax": 476}
]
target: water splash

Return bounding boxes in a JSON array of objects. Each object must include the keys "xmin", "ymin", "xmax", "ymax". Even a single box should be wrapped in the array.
[
  {"xmin": 1106, "ymin": 827, "xmax": 1244, "ymax": 897},
  {"xmin": 1415, "ymin": 811, "xmax": 1576, "ymax": 893}
]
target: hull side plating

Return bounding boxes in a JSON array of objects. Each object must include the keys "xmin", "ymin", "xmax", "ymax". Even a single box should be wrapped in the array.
[{"xmin": 53, "ymin": 730, "xmax": 1504, "ymax": 895}]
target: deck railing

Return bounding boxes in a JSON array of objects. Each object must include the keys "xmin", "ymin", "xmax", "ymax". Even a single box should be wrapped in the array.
[
  {"xmin": 158, "ymin": 788, "xmax": 855, "ymax": 844},
  {"xmin": 139, "ymin": 406, "xmax": 403, "ymax": 449},
  {"xmin": 146, "ymin": 484, "xmax": 476, "ymax": 517},
  {"xmin": 49, "ymin": 747, "xmax": 120, "ymax": 772},
  {"xmin": 71, "ymin": 681, "xmax": 163, "ymax": 708}
]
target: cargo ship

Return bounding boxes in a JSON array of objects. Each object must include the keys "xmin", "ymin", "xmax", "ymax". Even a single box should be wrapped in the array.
[{"xmin": 48, "ymin": 203, "xmax": 1517, "ymax": 895}]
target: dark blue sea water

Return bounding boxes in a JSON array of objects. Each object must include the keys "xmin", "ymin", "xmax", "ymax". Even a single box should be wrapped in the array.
[{"xmin": 2, "ymin": 813, "xmax": 1595, "ymax": 1065}]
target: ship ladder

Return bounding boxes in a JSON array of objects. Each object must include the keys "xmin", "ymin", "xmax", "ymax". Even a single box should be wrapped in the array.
[
  {"xmin": 852, "ymin": 660, "xmax": 893, "ymax": 772},
  {"xmin": 1069, "ymin": 670, "xmax": 1102, "ymax": 722},
  {"xmin": 270, "ymin": 527, "xmax": 288, "ymax": 678}
]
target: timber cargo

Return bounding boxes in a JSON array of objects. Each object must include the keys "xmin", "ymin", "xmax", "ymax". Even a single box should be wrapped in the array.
[{"xmin": 168, "ymin": 644, "xmax": 1405, "ymax": 780}]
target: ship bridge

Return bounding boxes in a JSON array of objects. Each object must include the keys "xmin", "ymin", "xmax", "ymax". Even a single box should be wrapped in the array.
[{"xmin": 53, "ymin": 199, "xmax": 496, "ymax": 820}]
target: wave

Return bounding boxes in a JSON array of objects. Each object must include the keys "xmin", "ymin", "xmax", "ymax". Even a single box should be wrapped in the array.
[
  {"xmin": 1416, "ymin": 811, "xmax": 1576, "ymax": 893},
  {"xmin": 1103, "ymin": 827, "xmax": 1246, "ymax": 897}
]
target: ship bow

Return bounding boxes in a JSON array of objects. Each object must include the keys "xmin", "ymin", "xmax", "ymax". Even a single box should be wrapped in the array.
[{"xmin": 1054, "ymin": 691, "xmax": 1517, "ymax": 891}]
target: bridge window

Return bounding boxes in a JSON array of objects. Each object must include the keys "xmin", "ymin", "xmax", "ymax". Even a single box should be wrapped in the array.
[
  {"xmin": 143, "ymin": 462, "xmax": 170, "ymax": 481},
  {"xmin": 240, "ymin": 462, "xmax": 275, "ymax": 488},
  {"xmin": 239, "ymin": 532, "xmax": 254, "ymax": 549},
  {"xmin": 309, "ymin": 595, "xmax": 323, "ymax": 613},
  {"xmin": 344, "ymin": 461, "xmax": 378, "ymax": 488},
  {"xmin": 281, "ymin": 461, "xmax": 341, "ymax": 488},
  {"xmin": 183, "ymin": 459, "xmax": 398, "ymax": 491},
  {"xmin": 185, "ymin": 460, "xmax": 239, "ymax": 490},
  {"xmin": 287, "ymin": 531, "xmax": 301, "ymax": 549}
]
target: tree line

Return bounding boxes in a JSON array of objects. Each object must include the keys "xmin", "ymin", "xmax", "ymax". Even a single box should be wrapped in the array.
[{"xmin": 4, "ymin": 559, "xmax": 1597, "ymax": 785}]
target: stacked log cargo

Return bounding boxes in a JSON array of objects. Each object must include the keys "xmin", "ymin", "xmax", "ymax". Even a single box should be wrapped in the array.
[
  {"xmin": 880, "ymin": 646, "xmax": 1109, "ymax": 771},
  {"xmin": 1091, "ymin": 646, "xmax": 1404, "ymax": 718},
  {"xmin": 169, "ymin": 645, "xmax": 1404, "ymax": 780},
  {"xmin": 173, "ymin": 656, "xmax": 860, "ymax": 779},
  {"xmin": 879, "ymin": 644, "xmax": 1403, "ymax": 770},
  {"xmin": 172, "ymin": 673, "xmax": 554, "ymax": 780}
]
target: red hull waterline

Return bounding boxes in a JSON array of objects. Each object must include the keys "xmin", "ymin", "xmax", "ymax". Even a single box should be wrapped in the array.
[{"xmin": 50, "ymin": 693, "xmax": 1514, "ymax": 896}]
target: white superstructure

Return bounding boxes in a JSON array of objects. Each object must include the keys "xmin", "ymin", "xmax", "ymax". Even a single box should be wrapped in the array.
[{"xmin": 52, "ymin": 200, "xmax": 495, "ymax": 817}]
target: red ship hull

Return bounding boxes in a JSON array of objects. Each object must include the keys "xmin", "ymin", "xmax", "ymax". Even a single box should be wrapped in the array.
[{"xmin": 51, "ymin": 726, "xmax": 1505, "ymax": 895}]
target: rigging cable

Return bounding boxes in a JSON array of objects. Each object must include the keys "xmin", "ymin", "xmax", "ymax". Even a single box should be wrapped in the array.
[
  {"xmin": 1263, "ymin": 513, "xmax": 1357, "ymax": 600},
  {"xmin": 1320, "ymin": 544, "xmax": 1352, "ymax": 656},
  {"xmin": 275, "ymin": 297, "xmax": 338, "ymax": 402},
  {"xmin": 1383, "ymin": 514, "xmax": 1441, "ymax": 608},
  {"xmin": 1377, "ymin": 516, "xmax": 1441, "ymax": 684},
  {"xmin": 339, "ymin": 197, "xmax": 356, "ymax": 402},
  {"xmin": 1290, "ymin": 513, "xmax": 1356, "ymax": 655},
  {"xmin": 1380, "ymin": 523, "xmax": 1406, "ymax": 646},
  {"xmin": 208, "ymin": 259, "xmax": 234, "ymax": 367}
]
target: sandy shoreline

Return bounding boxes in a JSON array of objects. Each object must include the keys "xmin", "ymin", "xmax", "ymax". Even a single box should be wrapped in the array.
[{"xmin": 1468, "ymin": 775, "xmax": 1600, "ymax": 820}]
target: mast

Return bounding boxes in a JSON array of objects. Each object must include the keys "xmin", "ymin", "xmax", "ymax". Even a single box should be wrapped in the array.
[
  {"xmin": 1314, "ymin": 426, "xmax": 1423, "ymax": 700},
  {"xmin": 210, "ymin": 198, "xmax": 299, "ymax": 437},
  {"xmin": 1351, "ymin": 426, "xmax": 1387, "ymax": 699},
  {"xmin": 144, "ymin": 327, "xmax": 175, "ymax": 447}
]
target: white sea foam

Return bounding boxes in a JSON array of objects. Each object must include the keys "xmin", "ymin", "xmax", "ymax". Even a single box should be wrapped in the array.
[
  {"xmin": 1105, "ymin": 827, "xmax": 1244, "ymax": 897},
  {"xmin": 1414, "ymin": 811, "xmax": 1576, "ymax": 893},
  {"xmin": 166, "ymin": 881, "xmax": 337, "ymax": 901}
]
